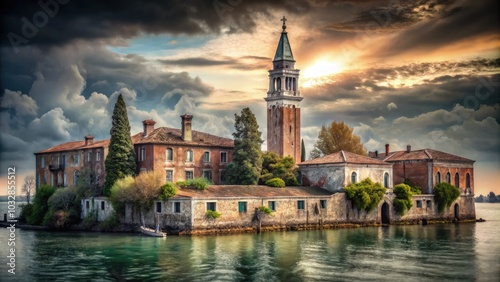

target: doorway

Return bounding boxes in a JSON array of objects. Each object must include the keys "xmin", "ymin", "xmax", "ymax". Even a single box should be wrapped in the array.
[
  {"xmin": 381, "ymin": 202, "xmax": 390, "ymax": 225},
  {"xmin": 454, "ymin": 203, "xmax": 459, "ymax": 220}
]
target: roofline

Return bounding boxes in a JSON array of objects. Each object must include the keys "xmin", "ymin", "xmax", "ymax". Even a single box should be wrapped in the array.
[{"xmin": 133, "ymin": 142, "xmax": 234, "ymax": 148}]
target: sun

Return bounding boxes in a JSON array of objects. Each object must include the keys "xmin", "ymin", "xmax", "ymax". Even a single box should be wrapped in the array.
[{"xmin": 303, "ymin": 61, "xmax": 343, "ymax": 79}]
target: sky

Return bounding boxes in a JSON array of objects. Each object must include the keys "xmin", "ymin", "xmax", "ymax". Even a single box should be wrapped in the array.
[{"xmin": 0, "ymin": 0, "xmax": 499, "ymax": 196}]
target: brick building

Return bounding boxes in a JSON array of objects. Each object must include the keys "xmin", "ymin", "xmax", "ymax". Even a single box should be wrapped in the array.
[
  {"xmin": 34, "ymin": 115, "xmax": 234, "ymax": 190},
  {"xmin": 369, "ymin": 144, "xmax": 475, "ymax": 194}
]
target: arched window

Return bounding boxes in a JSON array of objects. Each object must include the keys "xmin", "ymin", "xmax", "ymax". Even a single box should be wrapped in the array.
[
  {"xmin": 455, "ymin": 173, "xmax": 459, "ymax": 188},
  {"xmin": 436, "ymin": 172, "xmax": 441, "ymax": 184},
  {"xmin": 351, "ymin": 172, "xmax": 357, "ymax": 184},
  {"xmin": 166, "ymin": 148, "xmax": 173, "ymax": 161},
  {"xmin": 466, "ymin": 173, "xmax": 470, "ymax": 188},
  {"xmin": 446, "ymin": 172, "xmax": 451, "ymax": 184},
  {"xmin": 384, "ymin": 173, "xmax": 389, "ymax": 188}
]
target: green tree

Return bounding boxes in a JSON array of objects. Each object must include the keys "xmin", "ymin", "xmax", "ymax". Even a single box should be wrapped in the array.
[
  {"xmin": 344, "ymin": 178, "xmax": 386, "ymax": 212},
  {"xmin": 44, "ymin": 187, "xmax": 80, "ymax": 228},
  {"xmin": 393, "ymin": 184, "xmax": 414, "ymax": 216},
  {"xmin": 475, "ymin": 194, "xmax": 484, "ymax": 202},
  {"xmin": 26, "ymin": 185, "xmax": 56, "ymax": 225},
  {"xmin": 433, "ymin": 182, "xmax": 460, "ymax": 212},
  {"xmin": 226, "ymin": 107, "xmax": 263, "ymax": 185},
  {"xmin": 259, "ymin": 152, "xmax": 299, "ymax": 186},
  {"xmin": 103, "ymin": 94, "xmax": 137, "ymax": 196},
  {"xmin": 310, "ymin": 121, "xmax": 367, "ymax": 159},
  {"xmin": 75, "ymin": 167, "xmax": 101, "ymax": 198},
  {"xmin": 301, "ymin": 139, "xmax": 306, "ymax": 162}
]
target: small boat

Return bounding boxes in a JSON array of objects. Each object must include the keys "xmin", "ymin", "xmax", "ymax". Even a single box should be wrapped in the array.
[{"xmin": 140, "ymin": 226, "xmax": 166, "ymax": 237}]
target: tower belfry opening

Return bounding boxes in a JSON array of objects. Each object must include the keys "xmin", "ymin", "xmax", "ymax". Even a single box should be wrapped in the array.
[{"xmin": 265, "ymin": 17, "xmax": 303, "ymax": 164}]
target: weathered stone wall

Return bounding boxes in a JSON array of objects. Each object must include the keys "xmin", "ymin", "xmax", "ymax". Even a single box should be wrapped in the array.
[
  {"xmin": 81, "ymin": 197, "xmax": 114, "ymax": 222},
  {"xmin": 301, "ymin": 164, "xmax": 392, "ymax": 193},
  {"xmin": 433, "ymin": 162, "xmax": 474, "ymax": 195}
]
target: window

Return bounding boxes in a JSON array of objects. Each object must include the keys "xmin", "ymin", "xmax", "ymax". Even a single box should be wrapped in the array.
[
  {"xmin": 220, "ymin": 152, "xmax": 227, "ymax": 163},
  {"xmin": 268, "ymin": 201, "xmax": 276, "ymax": 211},
  {"xmin": 101, "ymin": 201, "xmax": 105, "ymax": 210},
  {"xmin": 63, "ymin": 172, "xmax": 67, "ymax": 187},
  {"xmin": 185, "ymin": 170, "xmax": 194, "ymax": 180},
  {"xmin": 174, "ymin": 202, "xmax": 181, "ymax": 213},
  {"xmin": 166, "ymin": 148, "xmax": 173, "ymax": 161},
  {"xmin": 74, "ymin": 154, "xmax": 80, "ymax": 165},
  {"xmin": 466, "ymin": 173, "xmax": 471, "ymax": 188},
  {"xmin": 320, "ymin": 200, "xmax": 327, "ymax": 209},
  {"xmin": 297, "ymin": 200, "xmax": 305, "ymax": 210},
  {"xmin": 41, "ymin": 157, "xmax": 45, "ymax": 168},
  {"xmin": 203, "ymin": 170, "xmax": 212, "ymax": 181},
  {"xmin": 207, "ymin": 202, "xmax": 217, "ymax": 211},
  {"xmin": 96, "ymin": 151, "xmax": 101, "ymax": 161},
  {"xmin": 384, "ymin": 173, "xmax": 389, "ymax": 188},
  {"xmin": 156, "ymin": 202, "xmax": 162, "ymax": 213},
  {"xmin": 436, "ymin": 172, "xmax": 441, "ymax": 184},
  {"xmin": 166, "ymin": 170, "xmax": 173, "ymax": 183},
  {"xmin": 238, "ymin": 202, "xmax": 247, "ymax": 213},
  {"xmin": 140, "ymin": 147, "xmax": 145, "ymax": 161},
  {"xmin": 87, "ymin": 152, "xmax": 91, "ymax": 162},
  {"xmin": 73, "ymin": 170, "xmax": 78, "ymax": 186},
  {"xmin": 57, "ymin": 156, "xmax": 60, "ymax": 165},
  {"xmin": 186, "ymin": 150, "xmax": 193, "ymax": 162},
  {"xmin": 446, "ymin": 172, "xmax": 451, "ymax": 184},
  {"xmin": 37, "ymin": 174, "xmax": 40, "ymax": 189},
  {"xmin": 44, "ymin": 172, "xmax": 48, "ymax": 185},
  {"xmin": 455, "ymin": 173, "xmax": 460, "ymax": 188},
  {"xmin": 51, "ymin": 174, "xmax": 54, "ymax": 186},
  {"xmin": 62, "ymin": 155, "xmax": 66, "ymax": 165},
  {"xmin": 203, "ymin": 151, "xmax": 210, "ymax": 162},
  {"xmin": 426, "ymin": 200, "xmax": 432, "ymax": 209},
  {"xmin": 351, "ymin": 172, "xmax": 357, "ymax": 184},
  {"xmin": 289, "ymin": 125, "xmax": 292, "ymax": 133},
  {"xmin": 220, "ymin": 170, "xmax": 226, "ymax": 184},
  {"xmin": 416, "ymin": 200, "xmax": 422, "ymax": 208},
  {"xmin": 85, "ymin": 201, "xmax": 89, "ymax": 209}
]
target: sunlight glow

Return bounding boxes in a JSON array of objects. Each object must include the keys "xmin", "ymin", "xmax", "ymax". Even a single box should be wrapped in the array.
[{"xmin": 303, "ymin": 61, "xmax": 343, "ymax": 79}]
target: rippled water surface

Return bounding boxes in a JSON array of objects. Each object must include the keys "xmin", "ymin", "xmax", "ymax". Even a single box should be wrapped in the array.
[{"xmin": 0, "ymin": 203, "xmax": 499, "ymax": 281}]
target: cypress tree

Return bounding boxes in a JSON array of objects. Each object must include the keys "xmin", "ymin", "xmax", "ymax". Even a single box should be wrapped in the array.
[
  {"xmin": 103, "ymin": 94, "xmax": 137, "ymax": 196},
  {"xmin": 301, "ymin": 138, "xmax": 306, "ymax": 162},
  {"xmin": 226, "ymin": 108, "xmax": 263, "ymax": 185}
]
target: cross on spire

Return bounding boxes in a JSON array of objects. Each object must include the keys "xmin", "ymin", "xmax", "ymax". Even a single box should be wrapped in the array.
[{"xmin": 281, "ymin": 16, "xmax": 287, "ymax": 31}]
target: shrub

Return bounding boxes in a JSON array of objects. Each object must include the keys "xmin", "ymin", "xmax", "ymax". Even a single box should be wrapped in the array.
[
  {"xmin": 176, "ymin": 178, "xmax": 211, "ymax": 191},
  {"xmin": 19, "ymin": 203, "xmax": 33, "ymax": 223},
  {"xmin": 433, "ymin": 182, "xmax": 460, "ymax": 212},
  {"xmin": 159, "ymin": 183, "xmax": 178, "ymax": 201},
  {"xmin": 99, "ymin": 212, "xmax": 120, "ymax": 231},
  {"xmin": 82, "ymin": 210, "xmax": 98, "ymax": 230},
  {"xmin": 206, "ymin": 210, "xmax": 221, "ymax": 219},
  {"xmin": 344, "ymin": 178, "xmax": 386, "ymax": 212},
  {"xmin": 265, "ymin": 178, "xmax": 285, "ymax": 188},
  {"xmin": 258, "ymin": 206, "xmax": 273, "ymax": 215},
  {"xmin": 393, "ymin": 184, "xmax": 414, "ymax": 216},
  {"xmin": 27, "ymin": 185, "xmax": 56, "ymax": 225},
  {"xmin": 403, "ymin": 179, "xmax": 422, "ymax": 195}
]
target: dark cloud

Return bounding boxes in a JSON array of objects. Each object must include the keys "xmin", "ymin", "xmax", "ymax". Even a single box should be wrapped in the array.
[
  {"xmin": 0, "ymin": 0, "xmax": 312, "ymax": 49},
  {"xmin": 160, "ymin": 56, "xmax": 269, "ymax": 70}
]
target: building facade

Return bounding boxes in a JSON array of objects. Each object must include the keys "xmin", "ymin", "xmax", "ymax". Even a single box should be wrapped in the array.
[
  {"xmin": 265, "ymin": 17, "xmax": 302, "ymax": 163},
  {"xmin": 34, "ymin": 115, "xmax": 234, "ymax": 190},
  {"xmin": 299, "ymin": 151, "xmax": 393, "ymax": 193},
  {"xmin": 370, "ymin": 144, "xmax": 475, "ymax": 194}
]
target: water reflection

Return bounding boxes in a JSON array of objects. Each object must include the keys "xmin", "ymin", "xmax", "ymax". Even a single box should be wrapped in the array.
[{"xmin": 0, "ymin": 206, "xmax": 498, "ymax": 281}]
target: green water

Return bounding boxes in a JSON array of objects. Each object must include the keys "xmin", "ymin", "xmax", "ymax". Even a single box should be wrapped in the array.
[{"xmin": 0, "ymin": 203, "xmax": 499, "ymax": 281}]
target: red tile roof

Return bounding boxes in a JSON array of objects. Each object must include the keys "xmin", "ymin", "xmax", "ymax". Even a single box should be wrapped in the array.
[
  {"xmin": 381, "ymin": 149, "xmax": 475, "ymax": 163},
  {"xmin": 134, "ymin": 127, "xmax": 234, "ymax": 148},
  {"xmin": 174, "ymin": 185, "xmax": 333, "ymax": 198},
  {"xmin": 36, "ymin": 127, "xmax": 233, "ymax": 154},
  {"xmin": 299, "ymin": 150, "xmax": 391, "ymax": 166}
]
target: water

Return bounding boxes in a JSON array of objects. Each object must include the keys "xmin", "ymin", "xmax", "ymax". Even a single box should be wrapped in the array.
[{"xmin": 0, "ymin": 204, "xmax": 499, "ymax": 281}]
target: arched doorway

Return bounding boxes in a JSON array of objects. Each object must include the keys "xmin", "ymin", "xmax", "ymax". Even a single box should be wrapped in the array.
[
  {"xmin": 454, "ymin": 204, "xmax": 459, "ymax": 220},
  {"xmin": 381, "ymin": 202, "xmax": 390, "ymax": 225}
]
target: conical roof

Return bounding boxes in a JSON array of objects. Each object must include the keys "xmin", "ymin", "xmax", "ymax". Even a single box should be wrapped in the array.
[{"xmin": 273, "ymin": 31, "xmax": 295, "ymax": 61}]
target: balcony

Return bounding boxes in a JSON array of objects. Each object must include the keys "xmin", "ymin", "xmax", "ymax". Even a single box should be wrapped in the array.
[{"xmin": 49, "ymin": 164, "xmax": 65, "ymax": 171}]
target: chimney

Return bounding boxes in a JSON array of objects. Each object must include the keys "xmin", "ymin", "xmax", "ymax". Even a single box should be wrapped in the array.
[
  {"xmin": 406, "ymin": 145, "xmax": 411, "ymax": 153},
  {"xmin": 142, "ymin": 119, "xmax": 156, "ymax": 137},
  {"xmin": 84, "ymin": 134, "xmax": 94, "ymax": 146},
  {"xmin": 385, "ymin": 144, "xmax": 389, "ymax": 156},
  {"xmin": 180, "ymin": 114, "xmax": 193, "ymax": 142}
]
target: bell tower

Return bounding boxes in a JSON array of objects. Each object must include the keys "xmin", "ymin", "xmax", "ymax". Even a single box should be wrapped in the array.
[{"xmin": 265, "ymin": 16, "xmax": 303, "ymax": 163}]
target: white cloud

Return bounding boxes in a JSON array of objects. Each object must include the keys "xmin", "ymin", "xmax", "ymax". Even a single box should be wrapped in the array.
[
  {"xmin": 1, "ymin": 90, "xmax": 38, "ymax": 116},
  {"xmin": 387, "ymin": 102, "xmax": 398, "ymax": 110}
]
